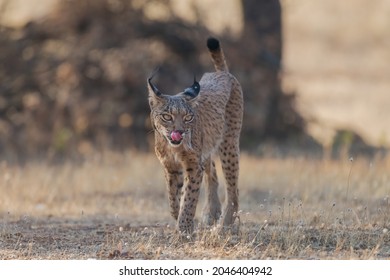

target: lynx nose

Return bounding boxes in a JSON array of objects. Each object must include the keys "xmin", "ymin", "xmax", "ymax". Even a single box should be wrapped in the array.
[{"xmin": 171, "ymin": 130, "xmax": 183, "ymax": 141}]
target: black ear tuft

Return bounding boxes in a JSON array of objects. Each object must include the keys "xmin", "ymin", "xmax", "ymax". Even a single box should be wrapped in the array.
[
  {"xmin": 184, "ymin": 77, "xmax": 200, "ymax": 99},
  {"xmin": 207, "ymin": 37, "xmax": 220, "ymax": 51},
  {"xmin": 147, "ymin": 68, "xmax": 162, "ymax": 96}
]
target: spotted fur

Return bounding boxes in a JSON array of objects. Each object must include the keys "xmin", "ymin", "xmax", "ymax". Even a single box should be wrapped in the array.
[{"xmin": 147, "ymin": 37, "xmax": 243, "ymax": 233}]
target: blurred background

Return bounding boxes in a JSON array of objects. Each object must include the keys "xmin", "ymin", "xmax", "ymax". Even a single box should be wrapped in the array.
[{"xmin": 0, "ymin": 0, "xmax": 389, "ymax": 161}]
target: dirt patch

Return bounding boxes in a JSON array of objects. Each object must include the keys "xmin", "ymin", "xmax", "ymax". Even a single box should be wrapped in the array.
[{"xmin": 1, "ymin": 216, "xmax": 389, "ymax": 259}]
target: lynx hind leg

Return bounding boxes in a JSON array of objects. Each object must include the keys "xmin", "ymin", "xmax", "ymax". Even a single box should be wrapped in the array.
[
  {"xmin": 218, "ymin": 81, "xmax": 243, "ymax": 227},
  {"xmin": 164, "ymin": 165, "xmax": 184, "ymax": 221},
  {"xmin": 202, "ymin": 158, "xmax": 222, "ymax": 226},
  {"xmin": 218, "ymin": 139, "xmax": 240, "ymax": 227}
]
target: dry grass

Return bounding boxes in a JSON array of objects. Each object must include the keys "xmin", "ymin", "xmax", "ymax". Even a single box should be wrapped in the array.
[{"xmin": 1, "ymin": 151, "xmax": 390, "ymax": 259}]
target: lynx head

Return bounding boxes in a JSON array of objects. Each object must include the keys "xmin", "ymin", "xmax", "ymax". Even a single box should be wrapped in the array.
[{"xmin": 147, "ymin": 72, "xmax": 200, "ymax": 148}]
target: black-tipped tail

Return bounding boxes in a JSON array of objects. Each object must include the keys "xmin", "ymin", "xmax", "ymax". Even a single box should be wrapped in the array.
[
  {"xmin": 207, "ymin": 37, "xmax": 220, "ymax": 51},
  {"xmin": 206, "ymin": 37, "xmax": 228, "ymax": 72}
]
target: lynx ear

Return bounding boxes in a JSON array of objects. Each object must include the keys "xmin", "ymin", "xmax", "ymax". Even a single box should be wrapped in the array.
[
  {"xmin": 183, "ymin": 76, "xmax": 200, "ymax": 100},
  {"xmin": 147, "ymin": 69, "xmax": 163, "ymax": 97},
  {"xmin": 147, "ymin": 69, "xmax": 168, "ymax": 108}
]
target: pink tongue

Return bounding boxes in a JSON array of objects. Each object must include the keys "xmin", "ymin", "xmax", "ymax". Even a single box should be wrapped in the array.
[{"xmin": 171, "ymin": 131, "xmax": 182, "ymax": 141}]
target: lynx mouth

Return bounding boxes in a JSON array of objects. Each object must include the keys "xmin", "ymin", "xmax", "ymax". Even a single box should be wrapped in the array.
[
  {"xmin": 167, "ymin": 130, "xmax": 184, "ymax": 146},
  {"xmin": 167, "ymin": 136, "xmax": 183, "ymax": 146},
  {"xmin": 170, "ymin": 139, "xmax": 183, "ymax": 146}
]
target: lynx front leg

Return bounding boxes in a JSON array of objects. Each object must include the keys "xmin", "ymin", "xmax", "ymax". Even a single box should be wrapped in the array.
[
  {"xmin": 163, "ymin": 167, "xmax": 183, "ymax": 220},
  {"xmin": 177, "ymin": 163, "xmax": 203, "ymax": 234}
]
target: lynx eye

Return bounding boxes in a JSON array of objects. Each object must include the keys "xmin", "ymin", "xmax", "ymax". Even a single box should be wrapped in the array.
[
  {"xmin": 161, "ymin": 114, "xmax": 173, "ymax": 121},
  {"xmin": 183, "ymin": 114, "xmax": 194, "ymax": 122}
]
